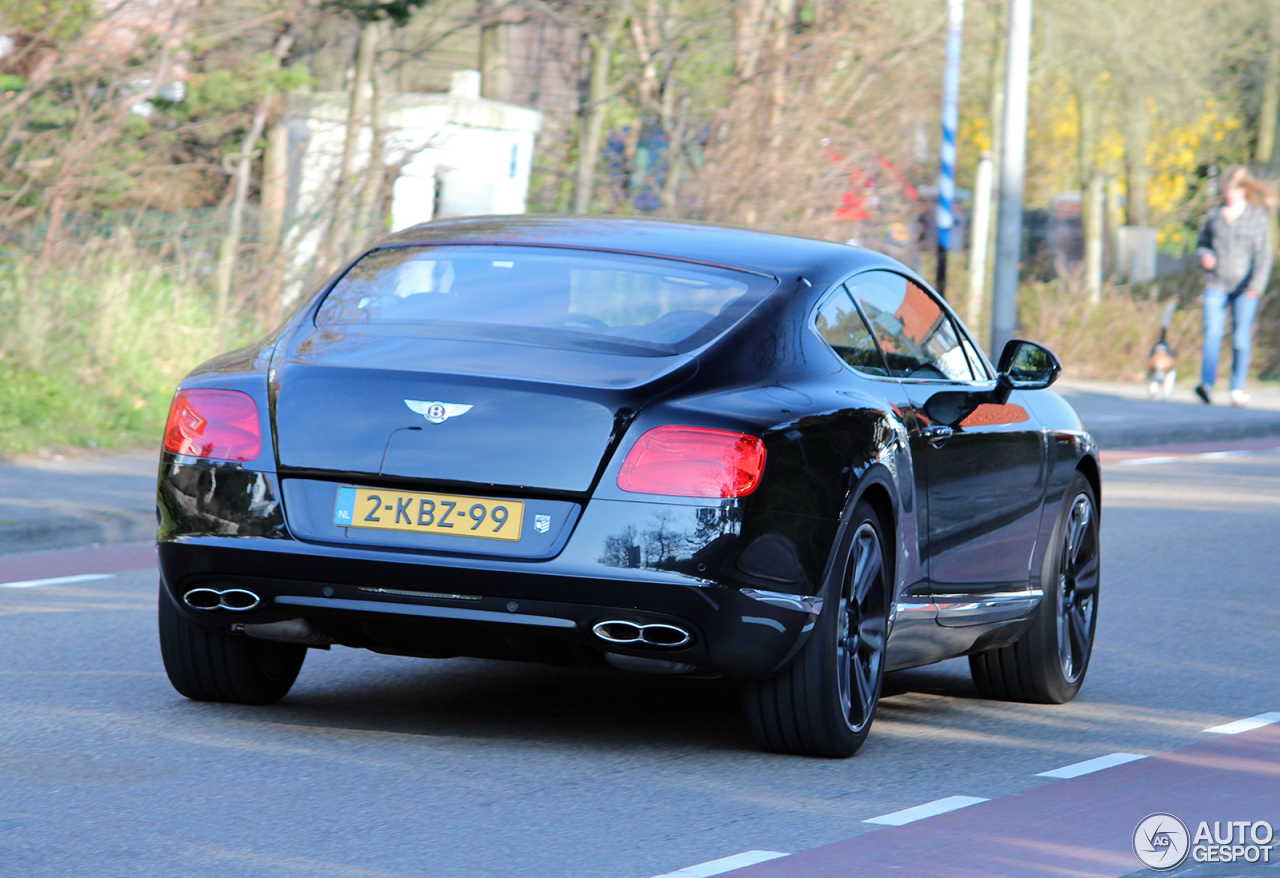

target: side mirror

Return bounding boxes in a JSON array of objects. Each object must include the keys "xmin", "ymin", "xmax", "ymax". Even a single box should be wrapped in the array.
[
  {"xmin": 997, "ymin": 339, "xmax": 1061, "ymax": 390},
  {"xmin": 922, "ymin": 341, "xmax": 1059, "ymax": 425}
]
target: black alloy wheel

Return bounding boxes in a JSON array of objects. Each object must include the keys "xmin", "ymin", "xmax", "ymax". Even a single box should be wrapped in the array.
[
  {"xmin": 837, "ymin": 522, "xmax": 889, "ymax": 734},
  {"xmin": 970, "ymin": 472, "xmax": 1100, "ymax": 704},
  {"xmin": 743, "ymin": 500, "xmax": 889, "ymax": 757},
  {"xmin": 1057, "ymin": 492, "xmax": 1099, "ymax": 685}
]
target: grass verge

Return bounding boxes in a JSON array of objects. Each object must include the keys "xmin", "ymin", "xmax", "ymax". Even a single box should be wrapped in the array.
[{"xmin": 0, "ymin": 241, "xmax": 249, "ymax": 456}]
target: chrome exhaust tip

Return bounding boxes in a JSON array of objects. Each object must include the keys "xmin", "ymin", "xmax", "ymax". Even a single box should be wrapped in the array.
[
  {"xmin": 592, "ymin": 620, "xmax": 692, "ymax": 648},
  {"xmin": 183, "ymin": 587, "xmax": 262, "ymax": 612}
]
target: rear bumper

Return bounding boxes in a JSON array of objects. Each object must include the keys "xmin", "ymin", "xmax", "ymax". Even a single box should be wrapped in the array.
[
  {"xmin": 158, "ymin": 535, "xmax": 819, "ymax": 678},
  {"xmin": 157, "ymin": 456, "xmax": 842, "ymax": 677}
]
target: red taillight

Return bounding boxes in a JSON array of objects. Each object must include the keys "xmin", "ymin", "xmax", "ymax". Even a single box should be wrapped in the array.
[
  {"xmin": 617, "ymin": 426, "xmax": 766, "ymax": 498},
  {"xmin": 163, "ymin": 389, "xmax": 261, "ymax": 461}
]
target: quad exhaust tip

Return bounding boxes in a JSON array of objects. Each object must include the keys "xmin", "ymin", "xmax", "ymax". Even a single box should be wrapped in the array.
[
  {"xmin": 183, "ymin": 587, "xmax": 261, "ymax": 612},
  {"xmin": 592, "ymin": 620, "xmax": 692, "ymax": 648}
]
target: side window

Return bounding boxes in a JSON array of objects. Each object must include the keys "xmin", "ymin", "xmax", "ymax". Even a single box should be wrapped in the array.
[
  {"xmin": 846, "ymin": 271, "xmax": 975, "ymax": 381},
  {"xmin": 814, "ymin": 287, "xmax": 889, "ymax": 376}
]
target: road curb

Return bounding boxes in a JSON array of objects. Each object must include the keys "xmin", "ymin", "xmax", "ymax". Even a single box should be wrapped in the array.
[
  {"xmin": 1086, "ymin": 416, "xmax": 1280, "ymax": 449},
  {"xmin": 0, "ymin": 511, "xmax": 155, "ymax": 555}
]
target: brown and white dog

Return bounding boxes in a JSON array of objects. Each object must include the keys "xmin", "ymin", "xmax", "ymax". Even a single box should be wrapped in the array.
[{"xmin": 1147, "ymin": 301, "xmax": 1177, "ymax": 400}]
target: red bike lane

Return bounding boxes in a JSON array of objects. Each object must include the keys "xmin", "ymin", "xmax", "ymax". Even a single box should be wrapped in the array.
[
  {"xmin": 718, "ymin": 724, "xmax": 1280, "ymax": 878},
  {"xmin": 0, "ymin": 541, "xmax": 155, "ymax": 585}
]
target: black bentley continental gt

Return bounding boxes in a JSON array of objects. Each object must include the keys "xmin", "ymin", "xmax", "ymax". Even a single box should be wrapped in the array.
[{"xmin": 157, "ymin": 216, "xmax": 1101, "ymax": 758}]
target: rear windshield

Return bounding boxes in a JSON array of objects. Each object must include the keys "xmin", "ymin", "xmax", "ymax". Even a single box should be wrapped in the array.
[{"xmin": 315, "ymin": 245, "xmax": 775, "ymax": 355}]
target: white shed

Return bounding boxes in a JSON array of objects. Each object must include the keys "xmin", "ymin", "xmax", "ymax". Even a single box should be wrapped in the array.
[{"xmin": 283, "ymin": 70, "xmax": 542, "ymax": 291}]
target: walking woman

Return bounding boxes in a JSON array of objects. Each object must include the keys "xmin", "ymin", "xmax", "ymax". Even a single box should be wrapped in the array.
[{"xmin": 1195, "ymin": 164, "xmax": 1275, "ymax": 406}]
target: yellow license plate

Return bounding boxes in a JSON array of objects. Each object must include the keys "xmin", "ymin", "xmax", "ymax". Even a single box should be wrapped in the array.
[{"xmin": 333, "ymin": 486, "xmax": 524, "ymax": 541}]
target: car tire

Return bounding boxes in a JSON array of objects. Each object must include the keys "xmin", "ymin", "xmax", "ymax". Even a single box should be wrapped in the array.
[
  {"xmin": 742, "ymin": 501, "xmax": 889, "ymax": 758},
  {"xmin": 158, "ymin": 581, "xmax": 307, "ymax": 705},
  {"xmin": 969, "ymin": 471, "xmax": 1099, "ymax": 704}
]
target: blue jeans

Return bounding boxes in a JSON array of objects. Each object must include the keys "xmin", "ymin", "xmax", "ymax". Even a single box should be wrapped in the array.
[{"xmin": 1201, "ymin": 288, "xmax": 1260, "ymax": 391}]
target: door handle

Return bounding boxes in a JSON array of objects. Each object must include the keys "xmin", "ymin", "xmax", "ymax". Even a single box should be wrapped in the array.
[{"xmin": 922, "ymin": 425, "xmax": 954, "ymax": 448}]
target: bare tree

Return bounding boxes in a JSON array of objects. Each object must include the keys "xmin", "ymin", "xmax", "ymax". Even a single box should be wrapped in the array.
[
  {"xmin": 318, "ymin": 16, "xmax": 383, "ymax": 274},
  {"xmin": 680, "ymin": 3, "xmax": 943, "ymax": 241},
  {"xmin": 212, "ymin": 29, "xmax": 295, "ymax": 334}
]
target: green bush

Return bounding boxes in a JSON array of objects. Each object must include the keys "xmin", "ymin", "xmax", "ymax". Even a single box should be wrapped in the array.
[
  {"xmin": 0, "ymin": 241, "xmax": 250, "ymax": 455},
  {"xmin": 1016, "ymin": 272, "xmax": 1202, "ymax": 381},
  {"xmin": 1016, "ymin": 270, "xmax": 1280, "ymax": 384}
]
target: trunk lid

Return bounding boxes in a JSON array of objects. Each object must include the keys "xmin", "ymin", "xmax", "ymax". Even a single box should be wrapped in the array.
[{"xmin": 272, "ymin": 331, "xmax": 696, "ymax": 493}]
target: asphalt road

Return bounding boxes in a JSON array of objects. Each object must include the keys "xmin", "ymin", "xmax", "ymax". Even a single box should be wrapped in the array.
[
  {"xmin": 0, "ymin": 452, "xmax": 156, "ymax": 553},
  {"xmin": 2, "ymin": 449, "xmax": 1279, "ymax": 878}
]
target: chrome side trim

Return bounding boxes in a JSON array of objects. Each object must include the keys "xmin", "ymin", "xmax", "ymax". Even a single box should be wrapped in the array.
[
  {"xmin": 739, "ymin": 588, "xmax": 822, "ymax": 615},
  {"xmin": 894, "ymin": 599, "xmax": 939, "ymax": 616},
  {"xmin": 934, "ymin": 590, "xmax": 1044, "ymax": 627}
]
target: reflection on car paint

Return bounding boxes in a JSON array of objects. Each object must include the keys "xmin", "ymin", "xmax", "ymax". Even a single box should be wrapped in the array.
[
  {"xmin": 158, "ymin": 461, "xmax": 285, "ymax": 539},
  {"xmin": 958, "ymin": 403, "xmax": 1030, "ymax": 428}
]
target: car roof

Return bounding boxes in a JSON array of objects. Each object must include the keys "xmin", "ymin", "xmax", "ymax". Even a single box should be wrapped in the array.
[{"xmin": 376, "ymin": 215, "xmax": 904, "ymax": 283}]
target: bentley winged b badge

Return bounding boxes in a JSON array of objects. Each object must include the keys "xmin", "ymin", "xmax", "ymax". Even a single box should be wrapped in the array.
[{"xmin": 404, "ymin": 400, "xmax": 473, "ymax": 424}]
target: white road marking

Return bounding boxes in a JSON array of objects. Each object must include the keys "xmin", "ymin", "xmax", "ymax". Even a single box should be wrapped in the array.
[
  {"xmin": 0, "ymin": 573, "xmax": 115, "ymax": 589},
  {"xmin": 1204, "ymin": 712, "xmax": 1280, "ymax": 735},
  {"xmin": 863, "ymin": 795, "xmax": 989, "ymax": 826},
  {"xmin": 1118, "ymin": 446, "xmax": 1280, "ymax": 466},
  {"xmin": 1036, "ymin": 752, "xmax": 1147, "ymax": 778},
  {"xmin": 647, "ymin": 851, "xmax": 789, "ymax": 878}
]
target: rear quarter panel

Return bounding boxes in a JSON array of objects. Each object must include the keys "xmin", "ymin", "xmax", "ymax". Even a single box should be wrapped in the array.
[
  {"xmin": 1020, "ymin": 387, "xmax": 1099, "ymax": 592},
  {"xmin": 590, "ymin": 277, "xmax": 917, "ymax": 603}
]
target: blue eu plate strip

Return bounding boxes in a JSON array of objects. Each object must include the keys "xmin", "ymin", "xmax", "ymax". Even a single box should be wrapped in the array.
[{"xmin": 333, "ymin": 486, "xmax": 357, "ymax": 526}]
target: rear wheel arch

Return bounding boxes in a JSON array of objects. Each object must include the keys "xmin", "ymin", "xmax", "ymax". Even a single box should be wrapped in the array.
[
  {"xmin": 851, "ymin": 477, "xmax": 897, "ymax": 591},
  {"xmin": 742, "ymin": 496, "xmax": 891, "ymax": 757},
  {"xmin": 1075, "ymin": 453, "xmax": 1101, "ymax": 509},
  {"xmin": 968, "ymin": 470, "xmax": 1099, "ymax": 703}
]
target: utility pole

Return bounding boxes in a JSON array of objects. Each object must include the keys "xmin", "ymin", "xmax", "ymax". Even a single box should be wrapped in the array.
[
  {"xmin": 935, "ymin": 0, "xmax": 964, "ymax": 298},
  {"xmin": 990, "ymin": 0, "xmax": 1031, "ymax": 359},
  {"xmin": 966, "ymin": 151, "xmax": 994, "ymax": 330},
  {"xmin": 1257, "ymin": 0, "xmax": 1280, "ymax": 168},
  {"xmin": 1083, "ymin": 170, "xmax": 1104, "ymax": 305}
]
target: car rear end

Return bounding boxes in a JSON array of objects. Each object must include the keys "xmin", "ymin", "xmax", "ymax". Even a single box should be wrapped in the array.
[{"xmin": 157, "ymin": 240, "xmax": 825, "ymax": 679}]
